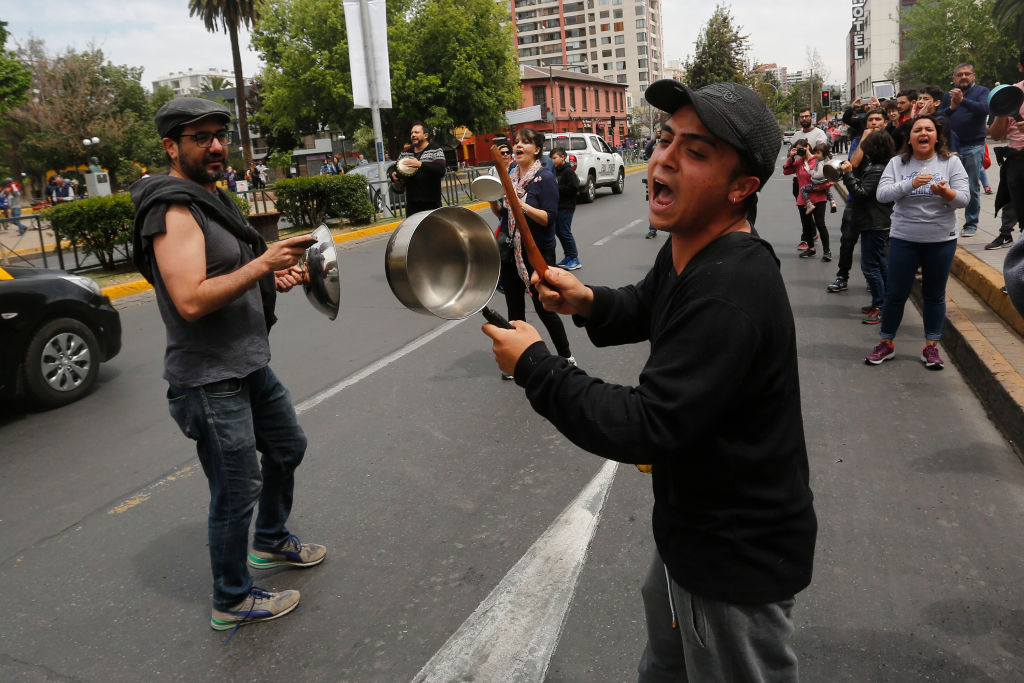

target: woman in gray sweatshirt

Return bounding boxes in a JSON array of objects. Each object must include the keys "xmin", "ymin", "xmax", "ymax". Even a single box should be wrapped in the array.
[{"xmin": 865, "ymin": 114, "xmax": 969, "ymax": 369}]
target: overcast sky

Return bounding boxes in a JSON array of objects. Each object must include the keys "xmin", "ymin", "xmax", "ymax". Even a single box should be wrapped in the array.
[{"xmin": 4, "ymin": 0, "xmax": 850, "ymax": 90}]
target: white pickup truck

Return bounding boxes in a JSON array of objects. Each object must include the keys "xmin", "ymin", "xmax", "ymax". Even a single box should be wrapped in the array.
[{"xmin": 542, "ymin": 132, "xmax": 625, "ymax": 203}]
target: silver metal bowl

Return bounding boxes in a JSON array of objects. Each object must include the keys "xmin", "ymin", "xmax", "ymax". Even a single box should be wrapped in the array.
[
  {"xmin": 303, "ymin": 224, "xmax": 340, "ymax": 320},
  {"xmin": 385, "ymin": 207, "xmax": 500, "ymax": 320},
  {"xmin": 470, "ymin": 174, "xmax": 505, "ymax": 201}
]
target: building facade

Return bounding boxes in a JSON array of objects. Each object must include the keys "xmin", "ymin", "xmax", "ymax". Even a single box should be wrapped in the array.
[
  {"xmin": 504, "ymin": 0, "xmax": 664, "ymax": 112},
  {"xmin": 846, "ymin": 0, "xmax": 912, "ymax": 101},
  {"xmin": 151, "ymin": 68, "xmax": 246, "ymax": 96}
]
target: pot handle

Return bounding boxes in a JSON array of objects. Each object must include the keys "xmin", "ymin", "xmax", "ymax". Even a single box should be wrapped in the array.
[{"xmin": 490, "ymin": 145, "xmax": 548, "ymax": 277}]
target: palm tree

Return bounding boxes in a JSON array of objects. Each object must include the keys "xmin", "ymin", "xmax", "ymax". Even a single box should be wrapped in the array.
[
  {"xmin": 188, "ymin": 0, "xmax": 259, "ymax": 169},
  {"xmin": 994, "ymin": 0, "xmax": 1024, "ymax": 45}
]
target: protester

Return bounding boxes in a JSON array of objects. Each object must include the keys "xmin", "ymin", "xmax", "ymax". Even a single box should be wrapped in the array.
[
  {"xmin": 987, "ymin": 51, "xmax": 1024, "ymax": 251},
  {"xmin": 483, "ymin": 81, "xmax": 816, "ymax": 681},
  {"xmin": 551, "ymin": 147, "xmax": 582, "ymax": 270},
  {"xmin": 840, "ymin": 130, "xmax": 896, "ymax": 324},
  {"xmin": 389, "ymin": 121, "xmax": 447, "ymax": 215},
  {"xmin": 937, "ymin": 63, "xmax": 990, "ymax": 237},
  {"xmin": 799, "ymin": 141, "xmax": 838, "ymax": 215},
  {"xmin": 896, "ymin": 89, "xmax": 917, "ymax": 124},
  {"xmin": 3, "ymin": 178, "xmax": 27, "ymax": 236},
  {"xmin": 827, "ymin": 107, "xmax": 888, "ymax": 293},
  {"xmin": 784, "ymin": 139, "xmax": 832, "ymax": 260},
  {"xmin": 225, "ymin": 165, "xmax": 237, "ymax": 193},
  {"xmin": 490, "ymin": 127, "xmax": 574, "ymax": 379},
  {"xmin": 795, "ymin": 107, "xmax": 828, "ymax": 148},
  {"xmin": 643, "ymin": 137, "xmax": 658, "ymax": 238},
  {"xmin": 866, "ymin": 115, "xmax": 969, "ymax": 369},
  {"xmin": 130, "ymin": 97, "xmax": 326, "ymax": 634}
]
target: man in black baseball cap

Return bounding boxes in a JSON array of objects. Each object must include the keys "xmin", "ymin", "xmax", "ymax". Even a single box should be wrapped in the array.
[
  {"xmin": 131, "ymin": 96, "xmax": 328, "ymax": 634},
  {"xmin": 483, "ymin": 80, "xmax": 815, "ymax": 681}
]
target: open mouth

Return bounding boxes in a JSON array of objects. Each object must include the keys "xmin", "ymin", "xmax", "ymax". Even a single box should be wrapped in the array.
[{"xmin": 650, "ymin": 179, "xmax": 674, "ymax": 208}]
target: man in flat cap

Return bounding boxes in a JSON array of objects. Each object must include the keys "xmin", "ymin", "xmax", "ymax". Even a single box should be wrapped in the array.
[
  {"xmin": 131, "ymin": 97, "xmax": 326, "ymax": 635},
  {"xmin": 483, "ymin": 81, "xmax": 816, "ymax": 680}
]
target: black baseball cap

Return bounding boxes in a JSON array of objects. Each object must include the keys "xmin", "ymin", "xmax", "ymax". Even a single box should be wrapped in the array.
[
  {"xmin": 155, "ymin": 97, "xmax": 232, "ymax": 138},
  {"xmin": 644, "ymin": 80, "xmax": 781, "ymax": 190}
]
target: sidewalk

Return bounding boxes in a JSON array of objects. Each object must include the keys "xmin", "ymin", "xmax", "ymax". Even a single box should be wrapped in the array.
[{"xmin": 928, "ymin": 182, "xmax": 1024, "ymax": 461}]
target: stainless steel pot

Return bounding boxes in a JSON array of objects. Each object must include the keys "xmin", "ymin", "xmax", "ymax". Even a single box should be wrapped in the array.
[
  {"xmin": 385, "ymin": 206, "xmax": 501, "ymax": 320},
  {"xmin": 820, "ymin": 158, "xmax": 849, "ymax": 201},
  {"xmin": 303, "ymin": 224, "xmax": 341, "ymax": 320}
]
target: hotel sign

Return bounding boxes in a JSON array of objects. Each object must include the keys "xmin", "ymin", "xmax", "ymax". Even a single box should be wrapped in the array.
[{"xmin": 851, "ymin": 0, "xmax": 866, "ymax": 61}]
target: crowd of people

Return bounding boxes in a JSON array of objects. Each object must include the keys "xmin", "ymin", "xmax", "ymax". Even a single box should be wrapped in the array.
[{"xmin": 784, "ymin": 61, "xmax": 1011, "ymax": 369}]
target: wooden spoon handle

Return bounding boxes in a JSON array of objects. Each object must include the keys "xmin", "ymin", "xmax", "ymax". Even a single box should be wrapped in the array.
[{"xmin": 490, "ymin": 145, "xmax": 548, "ymax": 276}]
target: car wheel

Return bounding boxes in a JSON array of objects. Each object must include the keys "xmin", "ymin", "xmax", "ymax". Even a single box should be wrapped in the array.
[
  {"xmin": 23, "ymin": 317, "xmax": 100, "ymax": 408},
  {"xmin": 611, "ymin": 167, "xmax": 625, "ymax": 194},
  {"xmin": 580, "ymin": 173, "xmax": 596, "ymax": 203}
]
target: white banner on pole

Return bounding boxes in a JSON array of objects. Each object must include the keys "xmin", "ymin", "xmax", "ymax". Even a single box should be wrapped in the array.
[{"xmin": 344, "ymin": 0, "xmax": 392, "ymax": 109}]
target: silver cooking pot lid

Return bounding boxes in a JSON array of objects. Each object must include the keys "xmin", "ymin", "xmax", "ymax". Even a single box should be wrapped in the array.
[{"xmin": 303, "ymin": 224, "xmax": 340, "ymax": 320}]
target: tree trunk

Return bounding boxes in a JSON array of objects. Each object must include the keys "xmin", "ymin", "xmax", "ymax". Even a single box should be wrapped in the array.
[{"xmin": 229, "ymin": 23, "xmax": 252, "ymax": 170}]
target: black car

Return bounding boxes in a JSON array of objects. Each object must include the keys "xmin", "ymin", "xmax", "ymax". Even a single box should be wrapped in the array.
[{"xmin": 0, "ymin": 265, "xmax": 122, "ymax": 408}]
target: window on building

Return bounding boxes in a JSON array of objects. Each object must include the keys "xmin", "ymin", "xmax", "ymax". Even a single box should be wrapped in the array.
[
  {"xmin": 590, "ymin": 38, "xmax": 596, "ymax": 46},
  {"xmin": 616, "ymin": 61, "xmax": 626, "ymax": 70},
  {"xmin": 637, "ymin": 45, "xmax": 647, "ymax": 55},
  {"xmin": 636, "ymin": 19, "xmax": 645, "ymax": 28},
  {"xmin": 615, "ymin": 47, "xmax": 625, "ymax": 57},
  {"xmin": 637, "ymin": 32, "xmax": 647, "ymax": 42},
  {"xmin": 614, "ymin": 22, "xmax": 623, "ymax": 30},
  {"xmin": 600, "ymin": 10, "xmax": 609, "ymax": 17},
  {"xmin": 639, "ymin": 71, "xmax": 648, "ymax": 82},
  {"xmin": 601, "ymin": 23, "xmax": 609, "ymax": 30},
  {"xmin": 614, "ymin": 9, "xmax": 622, "ymax": 18},
  {"xmin": 635, "ymin": 5, "xmax": 643, "ymax": 15},
  {"xmin": 617, "ymin": 74, "xmax": 628, "ymax": 83},
  {"xmin": 605, "ymin": 90, "xmax": 610, "ymax": 110},
  {"xmin": 638, "ymin": 58, "xmax": 648, "ymax": 69},
  {"xmin": 581, "ymin": 88, "xmax": 588, "ymax": 111},
  {"xmin": 533, "ymin": 85, "xmax": 547, "ymax": 109},
  {"xmin": 560, "ymin": 85, "xmax": 566, "ymax": 109},
  {"xmin": 570, "ymin": 87, "xmax": 576, "ymax": 110},
  {"xmin": 601, "ymin": 36, "xmax": 611, "ymax": 44},
  {"xmin": 614, "ymin": 35, "xmax": 624, "ymax": 44},
  {"xmin": 604, "ymin": 62, "xmax": 611, "ymax": 71},
  {"xmin": 592, "ymin": 51, "xmax": 598, "ymax": 59},
  {"xmin": 602, "ymin": 49, "xmax": 612, "ymax": 57}
]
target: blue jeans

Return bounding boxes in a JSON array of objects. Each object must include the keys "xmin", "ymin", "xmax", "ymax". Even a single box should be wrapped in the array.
[
  {"xmin": 960, "ymin": 144, "xmax": 984, "ymax": 232},
  {"xmin": 12, "ymin": 207, "xmax": 26, "ymax": 235},
  {"xmin": 167, "ymin": 366, "xmax": 307, "ymax": 610},
  {"xmin": 881, "ymin": 237, "xmax": 957, "ymax": 342},
  {"xmin": 555, "ymin": 208, "xmax": 578, "ymax": 260},
  {"xmin": 860, "ymin": 230, "xmax": 888, "ymax": 308}
]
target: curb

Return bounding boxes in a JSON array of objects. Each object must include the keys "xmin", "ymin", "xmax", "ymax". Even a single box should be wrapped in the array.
[{"xmin": 951, "ymin": 246, "xmax": 1024, "ymax": 336}]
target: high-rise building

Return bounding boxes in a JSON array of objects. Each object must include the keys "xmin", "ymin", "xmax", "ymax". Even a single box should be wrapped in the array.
[
  {"xmin": 846, "ymin": 0, "xmax": 913, "ymax": 101},
  {"xmin": 503, "ymin": 0, "xmax": 664, "ymax": 111}
]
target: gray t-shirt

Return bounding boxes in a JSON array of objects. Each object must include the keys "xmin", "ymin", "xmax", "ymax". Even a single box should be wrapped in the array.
[
  {"xmin": 876, "ymin": 154, "xmax": 970, "ymax": 242},
  {"xmin": 147, "ymin": 203, "xmax": 271, "ymax": 387},
  {"xmin": 6, "ymin": 186, "xmax": 20, "ymax": 209},
  {"xmin": 796, "ymin": 126, "xmax": 829, "ymax": 149}
]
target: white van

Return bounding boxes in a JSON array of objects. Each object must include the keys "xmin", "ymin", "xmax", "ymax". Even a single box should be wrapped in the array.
[{"xmin": 542, "ymin": 133, "xmax": 625, "ymax": 203}]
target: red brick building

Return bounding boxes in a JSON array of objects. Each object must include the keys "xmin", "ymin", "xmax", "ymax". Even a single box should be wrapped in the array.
[{"xmin": 458, "ymin": 66, "xmax": 629, "ymax": 166}]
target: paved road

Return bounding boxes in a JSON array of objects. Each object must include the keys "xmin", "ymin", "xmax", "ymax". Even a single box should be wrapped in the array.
[{"xmin": 1, "ymin": 160, "xmax": 1022, "ymax": 681}]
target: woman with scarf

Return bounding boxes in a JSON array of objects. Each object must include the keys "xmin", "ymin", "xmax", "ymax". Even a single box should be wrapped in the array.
[{"xmin": 490, "ymin": 128, "xmax": 574, "ymax": 379}]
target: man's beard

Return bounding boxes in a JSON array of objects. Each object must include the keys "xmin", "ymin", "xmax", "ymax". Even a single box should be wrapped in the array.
[{"xmin": 179, "ymin": 151, "xmax": 225, "ymax": 185}]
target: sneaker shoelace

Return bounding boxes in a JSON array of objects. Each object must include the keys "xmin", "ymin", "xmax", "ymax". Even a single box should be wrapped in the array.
[{"xmin": 223, "ymin": 587, "xmax": 273, "ymax": 644}]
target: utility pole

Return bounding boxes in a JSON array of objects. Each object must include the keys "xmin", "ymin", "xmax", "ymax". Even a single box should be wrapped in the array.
[{"xmin": 359, "ymin": 0, "xmax": 386, "ymax": 181}]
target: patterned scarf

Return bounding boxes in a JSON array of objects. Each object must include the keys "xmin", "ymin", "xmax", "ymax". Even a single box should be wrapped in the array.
[{"xmin": 507, "ymin": 158, "xmax": 542, "ymax": 289}]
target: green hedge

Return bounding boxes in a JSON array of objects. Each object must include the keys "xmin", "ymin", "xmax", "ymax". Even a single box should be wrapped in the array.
[
  {"xmin": 43, "ymin": 194, "xmax": 135, "ymax": 271},
  {"xmin": 272, "ymin": 174, "xmax": 373, "ymax": 228}
]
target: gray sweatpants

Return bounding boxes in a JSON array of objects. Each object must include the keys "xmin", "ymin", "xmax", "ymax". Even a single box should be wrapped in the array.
[{"xmin": 637, "ymin": 551, "xmax": 800, "ymax": 682}]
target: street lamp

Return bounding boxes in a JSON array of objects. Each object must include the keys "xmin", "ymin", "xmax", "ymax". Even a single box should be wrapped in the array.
[{"xmin": 338, "ymin": 134, "xmax": 347, "ymax": 166}]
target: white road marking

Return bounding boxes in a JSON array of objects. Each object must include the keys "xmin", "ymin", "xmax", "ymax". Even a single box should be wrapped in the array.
[
  {"xmin": 294, "ymin": 319, "xmax": 463, "ymax": 415},
  {"xmin": 594, "ymin": 218, "xmax": 645, "ymax": 246},
  {"xmin": 412, "ymin": 459, "xmax": 619, "ymax": 683}
]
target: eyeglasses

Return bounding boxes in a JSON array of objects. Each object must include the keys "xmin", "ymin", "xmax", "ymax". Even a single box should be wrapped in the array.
[
  {"xmin": 500, "ymin": 150, "xmax": 512, "ymax": 156},
  {"xmin": 179, "ymin": 130, "xmax": 233, "ymax": 148}
]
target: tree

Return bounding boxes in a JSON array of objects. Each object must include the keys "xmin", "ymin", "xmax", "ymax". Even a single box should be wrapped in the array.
[
  {"xmin": 250, "ymin": 0, "xmax": 520, "ymax": 158},
  {"xmin": 0, "ymin": 20, "xmax": 31, "ymax": 117},
  {"xmin": 188, "ymin": 0, "xmax": 260, "ymax": 169},
  {"xmin": 200, "ymin": 74, "xmax": 234, "ymax": 92},
  {"xmin": 3, "ymin": 41, "xmax": 166, "ymax": 190},
  {"xmin": 994, "ymin": 0, "xmax": 1024, "ymax": 46},
  {"xmin": 898, "ymin": 0, "xmax": 1017, "ymax": 87},
  {"xmin": 684, "ymin": 4, "xmax": 748, "ymax": 89}
]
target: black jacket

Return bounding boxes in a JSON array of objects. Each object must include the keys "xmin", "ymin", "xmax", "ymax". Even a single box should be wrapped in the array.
[
  {"xmin": 553, "ymin": 162, "xmax": 579, "ymax": 210},
  {"xmin": 842, "ymin": 161, "xmax": 893, "ymax": 231},
  {"xmin": 514, "ymin": 233, "xmax": 816, "ymax": 604}
]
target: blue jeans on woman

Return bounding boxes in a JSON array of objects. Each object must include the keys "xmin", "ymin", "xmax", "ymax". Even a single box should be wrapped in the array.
[
  {"xmin": 167, "ymin": 365, "xmax": 307, "ymax": 610},
  {"xmin": 881, "ymin": 237, "xmax": 957, "ymax": 342},
  {"xmin": 860, "ymin": 230, "xmax": 888, "ymax": 309}
]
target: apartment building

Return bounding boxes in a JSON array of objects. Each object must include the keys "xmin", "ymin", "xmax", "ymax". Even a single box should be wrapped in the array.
[
  {"xmin": 505, "ymin": 0, "xmax": 664, "ymax": 110},
  {"xmin": 151, "ymin": 67, "xmax": 244, "ymax": 96}
]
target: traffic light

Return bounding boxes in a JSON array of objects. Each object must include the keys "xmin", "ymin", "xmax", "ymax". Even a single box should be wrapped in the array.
[{"xmin": 822, "ymin": 91, "xmax": 830, "ymax": 109}]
